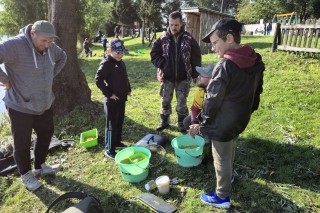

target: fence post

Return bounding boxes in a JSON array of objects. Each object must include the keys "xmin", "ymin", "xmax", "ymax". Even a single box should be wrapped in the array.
[{"xmin": 271, "ymin": 23, "xmax": 281, "ymax": 52}]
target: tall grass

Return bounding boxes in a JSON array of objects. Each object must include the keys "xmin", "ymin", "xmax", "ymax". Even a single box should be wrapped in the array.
[{"xmin": 0, "ymin": 34, "xmax": 319, "ymax": 212}]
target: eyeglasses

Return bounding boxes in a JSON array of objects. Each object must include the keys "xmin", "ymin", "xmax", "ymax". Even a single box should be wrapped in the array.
[{"xmin": 211, "ymin": 35, "xmax": 227, "ymax": 48}]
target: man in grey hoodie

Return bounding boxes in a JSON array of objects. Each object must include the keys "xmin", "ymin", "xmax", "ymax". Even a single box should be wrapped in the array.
[{"xmin": 0, "ymin": 20, "xmax": 67, "ymax": 191}]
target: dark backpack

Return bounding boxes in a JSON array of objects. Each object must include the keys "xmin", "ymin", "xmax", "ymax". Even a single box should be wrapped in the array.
[{"xmin": 45, "ymin": 192, "xmax": 103, "ymax": 213}]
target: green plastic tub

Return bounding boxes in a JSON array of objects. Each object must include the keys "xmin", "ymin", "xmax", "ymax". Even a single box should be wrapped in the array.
[
  {"xmin": 80, "ymin": 129, "xmax": 98, "ymax": 148},
  {"xmin": 115, "ymin": 147, "xmax": 151, "ymax": 183},
  {"xmin": 171, "ymin": 134, "xmax": 205, "ymax": 167}
]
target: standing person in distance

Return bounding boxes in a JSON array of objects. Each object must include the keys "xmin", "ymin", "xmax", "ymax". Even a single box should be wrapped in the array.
[
  {"xmin": 0, "ymin": 20, "xmax": 67, "ymax": 191},
  {"xmin": 150, "ymin": 11, "xmax": 201, "ymax": 132},
  {"xmin": 189, "ymin": 18, "xmax": 265, "ymax": 209},
  {"xmin": 266, "ymin": 22, "xmax": 272, "ymax": 35},
  {"xmin": 95, "ymin": 38, "xmax": 131, "ymax": 159},
  {"xmin": 83, "ymin": 38, "xmax": 92, "ymax": 57},
  {"xmin": 101, "ymin": 35, "xmax": 108, "ymax": 55},
  {"xmin": 114, "ymin": 26, "xmax": 120, "ymax": 38}
]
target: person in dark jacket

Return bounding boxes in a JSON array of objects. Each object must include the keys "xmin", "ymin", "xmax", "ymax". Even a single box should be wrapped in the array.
[
  {"xmin": 114, "ymin": 26, "xmax": 120, "ymax": 38},
  {"xmin": 150, "ymin": 11, "xmax": 201, "ymax": 132},
  {"xmin": 83, "ymin": 38, "xmax": 92, "ymax": 57},
  {"xmin": 95, "ymin": 38, "xmax": 131, "ymax": 159},
  {"xmin": 266, "ymin": 22, "xmax": 272, "ymax": 35},
  {"xmin": 189, "ymin": 18, "xmax": 265, "ymax": 209}
]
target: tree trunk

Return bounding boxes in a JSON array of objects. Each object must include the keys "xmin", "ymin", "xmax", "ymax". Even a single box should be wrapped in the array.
[
  {"xmin": 47, "ymin": 0, "xmax": 92, "ymax": 115},
  {"xmin": 141, "ymin": 20, "xmax": 145, "ymax": 44}
]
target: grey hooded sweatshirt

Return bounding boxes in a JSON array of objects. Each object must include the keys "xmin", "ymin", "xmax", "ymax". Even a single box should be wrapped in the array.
[{"xmin": 0, "ymin": 24, "xmax": 67, "ymax": 115}]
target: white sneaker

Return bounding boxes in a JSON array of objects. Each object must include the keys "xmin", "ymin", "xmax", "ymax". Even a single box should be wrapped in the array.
[
  {"xmin": 33, "ymin": 163, "xmax": 62, "ymax": 178},
  {"xmin": 21, "ymin": 170, "xmax": 42, "ymax": 191}
]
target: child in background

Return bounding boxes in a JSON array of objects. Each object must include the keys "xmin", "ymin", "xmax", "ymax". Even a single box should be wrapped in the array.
[
  {"xmin": 189, "ymin": 18, "xmax": 265, "ymax": 209},
  {"xmin": 101, "ymin": 35, "xmax": 108, "ymax": 54},
  {"xmin": 95, "ymin": 38, "xmax": 131, "ymax": 159}
]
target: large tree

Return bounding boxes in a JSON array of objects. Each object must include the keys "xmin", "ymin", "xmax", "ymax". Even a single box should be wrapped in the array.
[
  {"xmin": 183, "ymin": 0, "xmax": 239, "ymax": 14},
  {"xmin": 111, "ymin": 0, "xmax": 138, "ymax": 25},
  {"xmin": 79, "ymin": 0, "xmax": 112, "ymax": 41},
  {"xmin": 162, "ymin": 0, "xmax": 182, "ymax": 26},
  {"xmin": 48, "ymin": 0, "xmax": 92, "ymax": 115},
  {"xmin": 236, "ymin": 0, "xmax": 320, "ymax": 24},
  {"xmin": 138, "ymin": 0, "xmax": 164, "ymax": 43}
]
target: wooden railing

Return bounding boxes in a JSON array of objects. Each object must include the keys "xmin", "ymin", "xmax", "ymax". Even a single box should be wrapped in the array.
[{"xmin": 272, "ymin": 19, "xmax": 320, "ymax": 55}]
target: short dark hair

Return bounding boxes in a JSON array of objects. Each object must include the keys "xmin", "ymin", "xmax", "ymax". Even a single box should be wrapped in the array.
[
  {"xmin": 216, "ymin": 29, "xmax": 241, "ymax": 44},
  {"xmin": 169, "ymin": 11, "xmax": 182, "ymax": 21}
]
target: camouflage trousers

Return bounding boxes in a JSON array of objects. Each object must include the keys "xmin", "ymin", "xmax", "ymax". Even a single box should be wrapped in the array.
[{"xmin": 159, "ymin": 80, "xmax": 190, "ymax": 116}]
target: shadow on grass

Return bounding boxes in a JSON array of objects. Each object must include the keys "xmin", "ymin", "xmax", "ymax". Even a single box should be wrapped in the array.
[
  {"xmin": 197, "ymin": 136, "xmax": 319, "ymax": 212},
  {"xmin": 32, "ymin": 175, "xmax": 153, "ymax": 212},
  {"xmin": 2, "ymin": 109, "xmax": 319, "ymax": 212},
  {"xmin": 34, "ymin": 109, "xmax": 181, "ymax": 212},
  {"xmin": 50, "ymin": 75, "xmax": 319, "ymax": 212}
]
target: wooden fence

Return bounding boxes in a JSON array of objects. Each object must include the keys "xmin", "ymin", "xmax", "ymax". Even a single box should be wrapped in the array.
[{"xmin": 272, "ymin": 19, "xmax": 320, "ymax": 55}]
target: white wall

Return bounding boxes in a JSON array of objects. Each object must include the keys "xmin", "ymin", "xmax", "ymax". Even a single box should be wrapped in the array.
[{"xmin": 244, "ymin": 23, "xmax": 277, "ymax": 36}]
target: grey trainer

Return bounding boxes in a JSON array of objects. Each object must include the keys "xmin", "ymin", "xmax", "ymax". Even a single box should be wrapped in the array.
[
  {"xmin": 33, "ymin": 163, "xmax": 62, "ymax": 178},
  {"xmin": 21, "ymin": 170, "xmax": 42, "ymax": 191}
]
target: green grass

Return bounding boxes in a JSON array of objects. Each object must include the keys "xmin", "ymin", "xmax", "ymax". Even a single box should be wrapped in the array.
[{"xmin": 0, "ymin": 34, "xmax": 320, "ymax": 212}]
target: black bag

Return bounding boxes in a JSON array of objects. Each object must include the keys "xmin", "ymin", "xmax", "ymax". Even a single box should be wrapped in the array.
[
  {"xmin": 134, "ymin": 134, "xmax": 169, "ymax": 147},
  {"xmin": 45, "ymin": 192, "xmax": 103, "ymax": 213}
]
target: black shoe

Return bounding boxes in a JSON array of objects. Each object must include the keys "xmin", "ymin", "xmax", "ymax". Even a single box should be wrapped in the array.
[
  {"xmin": 156, "ymin": 123, "xmax": 169, "ymax": 131},
  {"xmin": 177, "ymin": 115, "xmax": 187, "ymax": 132},
  {"xmin": 104, "ymin": 151, "xmax": 116, "ymax": 160},
  {"xmin": 156, "ymin": 114, "xmax": 169, "ymax": 131},
  {"xmin": 116, "ymin": 142, "xmax": 127, "ymax": 150},
  {"xmin": 178, "ymin": 125, "xmax": 187, "ymax": 132}
]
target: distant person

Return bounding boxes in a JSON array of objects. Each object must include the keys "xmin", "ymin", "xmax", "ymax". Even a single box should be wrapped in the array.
[
  {"xmin": 94, "ymin": 29, "xmax": 103, "ymax": 42},
  {"xmin": 0, "ymin": 20, "xmax": 67, "ymax": 191},
  {"xmin": 189, "ymin": 18, "xmax": 265, "ymax": 209},
  {"xmin": 95, "ymin": 38, "xmax": 131, "ymax": 159},
  {"xmin": 101, "ymin": 35, "xmax": 108, "ymax": 53},
  {"xmin": 266, "ymin": 22, "xmax": 272, "ymax": 35},
  {"xmin": 83, "ymin": 38, "xmax": 95, "ymax": 57},
  {"xmin": 114, "ymin": 26, "xmax": 120, "ymax": 38},
  {"xmin": 150, "ymin": 11, "xmax": 201, "ymax": 132}
]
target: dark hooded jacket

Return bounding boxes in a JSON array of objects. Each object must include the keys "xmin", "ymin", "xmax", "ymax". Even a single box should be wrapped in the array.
[
  {"xmin": 95, "ymin": 54, "xmax": 131, "ymax": 103},
  {"xmin": 198, "ymin": 45, "xmax": 265, "ymax": 142},
  {"xmin": 150, "ymin": 27, "xmax": 201, "ymax": 83}
]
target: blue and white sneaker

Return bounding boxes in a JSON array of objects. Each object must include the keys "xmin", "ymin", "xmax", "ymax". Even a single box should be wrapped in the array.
[{"xmin": 200, "ymin": 192, "xmax": 231, "ymax": 208}]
